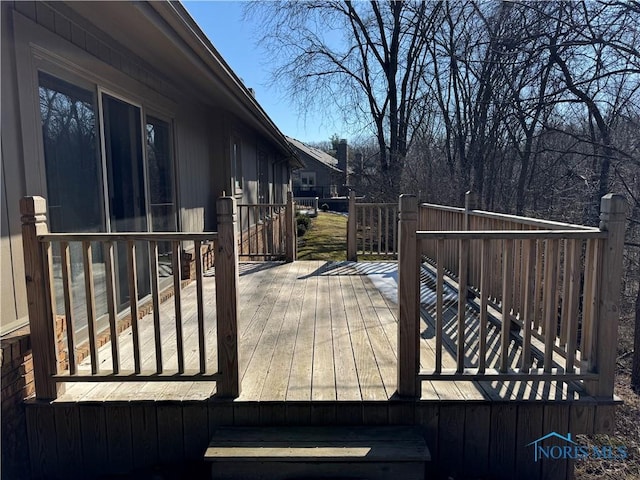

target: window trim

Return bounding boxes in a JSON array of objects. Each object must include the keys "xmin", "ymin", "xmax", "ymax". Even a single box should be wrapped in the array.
[{"xmin": 231, "ymin": 137, "xmax": 243, "ymax": 197}]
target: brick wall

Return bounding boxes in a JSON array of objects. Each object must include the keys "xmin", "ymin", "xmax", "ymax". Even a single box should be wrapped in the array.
[{"xmin": 1, "ymin": 327, "xmax": 34, "ymax": 480}]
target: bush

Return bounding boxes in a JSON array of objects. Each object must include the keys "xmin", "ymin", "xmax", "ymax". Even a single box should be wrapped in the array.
[
  {"xmin": 296, "ymin": 213, "xmax": 311, "ymax": 236},
  {"xmin": 321, "ymin": 203, "xmax": 329, "ymax": 212}
]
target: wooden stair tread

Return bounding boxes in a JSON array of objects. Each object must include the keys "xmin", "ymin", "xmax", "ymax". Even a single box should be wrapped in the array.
[{"xmin": 205, "ymin": 426, "xmax": 430, "ymax": 462}]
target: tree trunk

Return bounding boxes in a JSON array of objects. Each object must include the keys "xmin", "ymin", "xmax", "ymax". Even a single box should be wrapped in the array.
[{"xmin": 632, "ymin": 285, "xmax": 640, "ymax": 390}]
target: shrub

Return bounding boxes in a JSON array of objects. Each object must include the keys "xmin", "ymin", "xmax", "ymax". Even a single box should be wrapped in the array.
[
  {"xmin": 296, "ymin": 213, "xmax": 311, "ymax": 236},
  {"xmin": 321, "ymin": 203, "xmax": 329, "ymax": 212}
]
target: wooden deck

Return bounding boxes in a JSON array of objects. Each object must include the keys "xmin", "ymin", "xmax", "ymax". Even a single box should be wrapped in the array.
[
  {"xmin": 55, "ymin": 260, "xmax": 598, "ymax": 404},
  {"xmin": 27, "ymin": 261, "xmax": 618, "ymax": 480}
]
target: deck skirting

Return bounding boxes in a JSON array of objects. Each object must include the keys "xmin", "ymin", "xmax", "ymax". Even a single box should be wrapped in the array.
[{"xmin": 25, "ymin": 396, "xmax": 616, "ymax": 480}]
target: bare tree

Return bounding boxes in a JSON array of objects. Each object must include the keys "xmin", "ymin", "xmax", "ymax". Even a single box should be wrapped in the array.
[{"xmin": 248, "ymin": 1, "xmax": 442, "ymax": 198}]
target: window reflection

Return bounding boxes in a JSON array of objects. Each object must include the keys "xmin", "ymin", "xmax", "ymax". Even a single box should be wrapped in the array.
[{"xmin": 39, "ymin": 72, "xmax": 107, "ymax": 329}]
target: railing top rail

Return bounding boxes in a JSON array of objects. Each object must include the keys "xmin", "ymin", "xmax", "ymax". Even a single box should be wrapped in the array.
[
  {"xmin": 420, "ymin": 203, "xmax": 465, "ymax": 214},
  {"xmin": 420, "ymin": 202, "xmax": 597, "ymax": 230},
  {"xmin": 356, "ymin": 202, "xmax": 397, "ymax": 208},
  {"xmin": 38, "ymin": 232, "xmax": 219, "ymax": 242},
  {"xmin": 416, "ymin": 229, "xmax": 607, "ymax": 240},
  {"xmin": 468, "ymin": 209, "xmax": 598, "ymax": 231},
  {"xmin": 238, "ymin": 203, "xmax": 286, "ymax": 208}
]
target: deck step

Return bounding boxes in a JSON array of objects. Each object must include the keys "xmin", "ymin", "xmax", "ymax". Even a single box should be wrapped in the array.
[{"xmin": 205, "ymin": 426, "xmax": 430, "ymax": 480}]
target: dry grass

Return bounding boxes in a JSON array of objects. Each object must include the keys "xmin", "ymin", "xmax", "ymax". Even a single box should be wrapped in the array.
[{"xmin": 575, "ymin": 310, "xmax": 640, "ymax": 480}]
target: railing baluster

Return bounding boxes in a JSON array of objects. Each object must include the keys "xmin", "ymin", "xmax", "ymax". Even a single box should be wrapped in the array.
[
  {"xmin": 543, "ymin": 239, "xmax": 559, "ymax": 373},
  {"xmin": 385, "ymin": 205, "xmax": 390, "ymax": 254},
  {"xmin": 581, "ymin": 239, "xmax": 598, "ymax": 364},
  {"xmin": 103, "ymin": 241, "xmax": 119, "ymax": 374},
  {"xmin": 565, "ymin": 239, "xmax": 581, "ymax": 373},
  {"xmin": 150, "ymin": 241, "xmax": 163, "ymax": 373},
  {"xmin": 533, "ymin": 238, "xmax": 544, "ymax": 330},
  {"xmin": 479, "ymin": 239, "xmax": 490, "ymax": 373},
  {"xmin": 393, "ymin": 206, "xmax": 398, "ymax": 254},
  {"xmin": 127, "ymin": 240, "xmax": 141, "ymax": 374},
  {"xmin": 457, "ymin": 238, "xmax": 469, "ymax": 372},
  {"xmin": 239, "ymin": 206, "xmax": 244, "ymax": 256},
  {"xmin": 435, "ymin": 239, "xmax": 444, "ymax": 374},
  {"xmin": 60, "ymin": 242, "xmax": 77, "ymax": 375},
  {"xmin": 513, "ymin": 239, "xmax": 522, "ymax": 317},
  {"xmin": 520, "ymin": 239, "xmax": 536, "ymax": 373},
  {"xmin": 559, "ymin": 240, "xmax": 570, "ymax": 346},
  {"xmin": 252, "ymin": 205, "xmax": 258, "ymax": 256},
  {"xmin": 194, "ymin": 240, "xmax": 206, "ymax": 373},
  {"xmin": 377, "ymin": 206, "xmax": 382, "ymax": 255},
  {"xmin": 500, "ymin": 239, "xmax": 514, "ymax": 372},
  {"xmin": 172, "ymin": 241, "xmax": 184, "ymax": 373},
  {"xmin": 82, "ymin": 241, "xmax": 98, "ymax": 374}
]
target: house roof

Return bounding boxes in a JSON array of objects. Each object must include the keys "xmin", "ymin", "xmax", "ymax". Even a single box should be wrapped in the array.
[
  {"xmin": 63, "ymin": 1, "xmax": 302, "ymax": 168},
  {"xmin": 286, "ymin": 137, "xmax": 343, "ymax": 173}
]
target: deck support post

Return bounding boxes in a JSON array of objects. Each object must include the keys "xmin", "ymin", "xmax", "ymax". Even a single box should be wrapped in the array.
[
  {"xmin": 397, "ymin": 194, "xmax": 420, "ymax": 397},
  {"xmin": 285, "ymin": 191, "xmax": 295, "ymax": 262},
  {"xmin": 215, "ymin": 196, "xmax": 241, "ymax": 398},
  {"xmin": 20, "ymin": 196, "xmax": 61, "ymax": 400},
  {"xmin": 347, "ymin": 190, "xmax": 357, "ymax": 261},
  {"xmin": 588, "ymin": 194, "xmax": 627, "ymax": 398}
]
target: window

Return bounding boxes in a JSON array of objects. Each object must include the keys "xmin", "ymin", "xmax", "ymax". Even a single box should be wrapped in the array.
[
  {"xmin": 231, "ymin": 140, "xmax": 242, "ymax": 195},
  {"xmin": 300, "ymin": 171, "xmax": 316, "ymax": 191},
  {"xmin": 38, "ymin": 72, "xmax": 177, "ymax": 315},
  {"xmin": 147, "ymin": 116, "xmax": 176, "ymax": 276},
  {"xmin": 258, "ymin": 151, "xmax": 270, "ymax": 203},
  {"xmin": 39, "ymin": 72, "xmax": 104, "ymax": 233}
]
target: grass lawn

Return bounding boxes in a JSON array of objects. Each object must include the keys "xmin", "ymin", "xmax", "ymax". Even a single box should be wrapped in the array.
[{"xmin": 297, "ymin": 212, "xmax": 347, "ymax": 261}]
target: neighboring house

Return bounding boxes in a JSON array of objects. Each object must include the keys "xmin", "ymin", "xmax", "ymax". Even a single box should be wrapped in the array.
[
  {"xmin": 1, "ymin": 0, "xmax": 299, "ymax": 337},
  {"xmin": 287, "ymin": 136, "xmax": 347, "ymax": 198}
]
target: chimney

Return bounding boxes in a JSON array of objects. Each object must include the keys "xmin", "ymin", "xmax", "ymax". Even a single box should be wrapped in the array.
[
  {"xmin": 336, "ymin": 139, "xmax": 349, "ymax": 189},
  {"xmin": 355, "ymin": 152, "xmax": 363, "ymax": 171}
]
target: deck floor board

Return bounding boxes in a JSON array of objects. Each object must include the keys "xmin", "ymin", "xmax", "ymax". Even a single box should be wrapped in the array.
[{"xmin": 56, "ymin": 261, "xmax": 591, "ymax": 404}]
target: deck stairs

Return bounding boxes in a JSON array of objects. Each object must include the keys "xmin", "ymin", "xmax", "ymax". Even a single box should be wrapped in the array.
[{"xmin": 205, "ymin": 426, "xmax": 430, "ymax": 480}]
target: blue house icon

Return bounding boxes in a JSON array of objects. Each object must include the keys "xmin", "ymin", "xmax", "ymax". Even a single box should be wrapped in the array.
[{"xmin": 526, "ymin": 432, "xmax": 579, "ymax": 462}]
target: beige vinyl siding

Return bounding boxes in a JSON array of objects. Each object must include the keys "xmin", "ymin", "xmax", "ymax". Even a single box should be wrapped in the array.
[{"xmin": 1, "ymin": 4, "xmax": 29, "ymax": 333}]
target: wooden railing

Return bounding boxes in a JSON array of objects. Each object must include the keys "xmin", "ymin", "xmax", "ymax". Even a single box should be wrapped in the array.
[
  {"xmin": 397, "ymin": 193, "xmax": 627, "ymax": 399},
  {"xmin": 21, "ymin": 196, "xmax": 241, "ymax": 400},
  {"xmin": 294, "ymin": 196, "xmax": 319, "ymax": 217},
  {"xmin": 347, "ymin": 191, "xmax": 398, "ymax": 261},
  {"xmin": 237, "ymin": 192, "xmax": 295, "ymax": 261}
]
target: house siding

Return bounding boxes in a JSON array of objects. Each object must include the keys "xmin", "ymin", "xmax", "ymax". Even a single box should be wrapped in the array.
[
  {"xmin": 1, "ymin": 4, "xmax": 294, "ymax": 476},
  {"xmin": 1, "ymin": 1, "xmax": 290, "ymax": 334}
]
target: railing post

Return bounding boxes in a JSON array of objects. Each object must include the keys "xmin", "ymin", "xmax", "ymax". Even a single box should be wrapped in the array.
[
  {"xmin": 347, "ymin": 190, "xmax": 357, "ymax": 261},
  {"xmin": 589, "ymin": 194, "xmax": 627, "ymax": 398},
  {"xmin": 20, "ymin": 196, "xmax": 60, "ymax": 399},
  {"xmin": 314, "ymin": 196, "xmax": 319, "ymax": 216},
  {"xmin": 215, "ymin": 196, "xmax": 241, "ymax": 398},
  {"xmin": 464, "ymin": 191, "xmax": 478, "ymax": 230},
  {"xmin": 285, "ymin": 191, "xmax": 295, "ymax": 262},
  {"xmin": 397, "ymin": 194, "xmax": 420, "ymax": 397}
]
